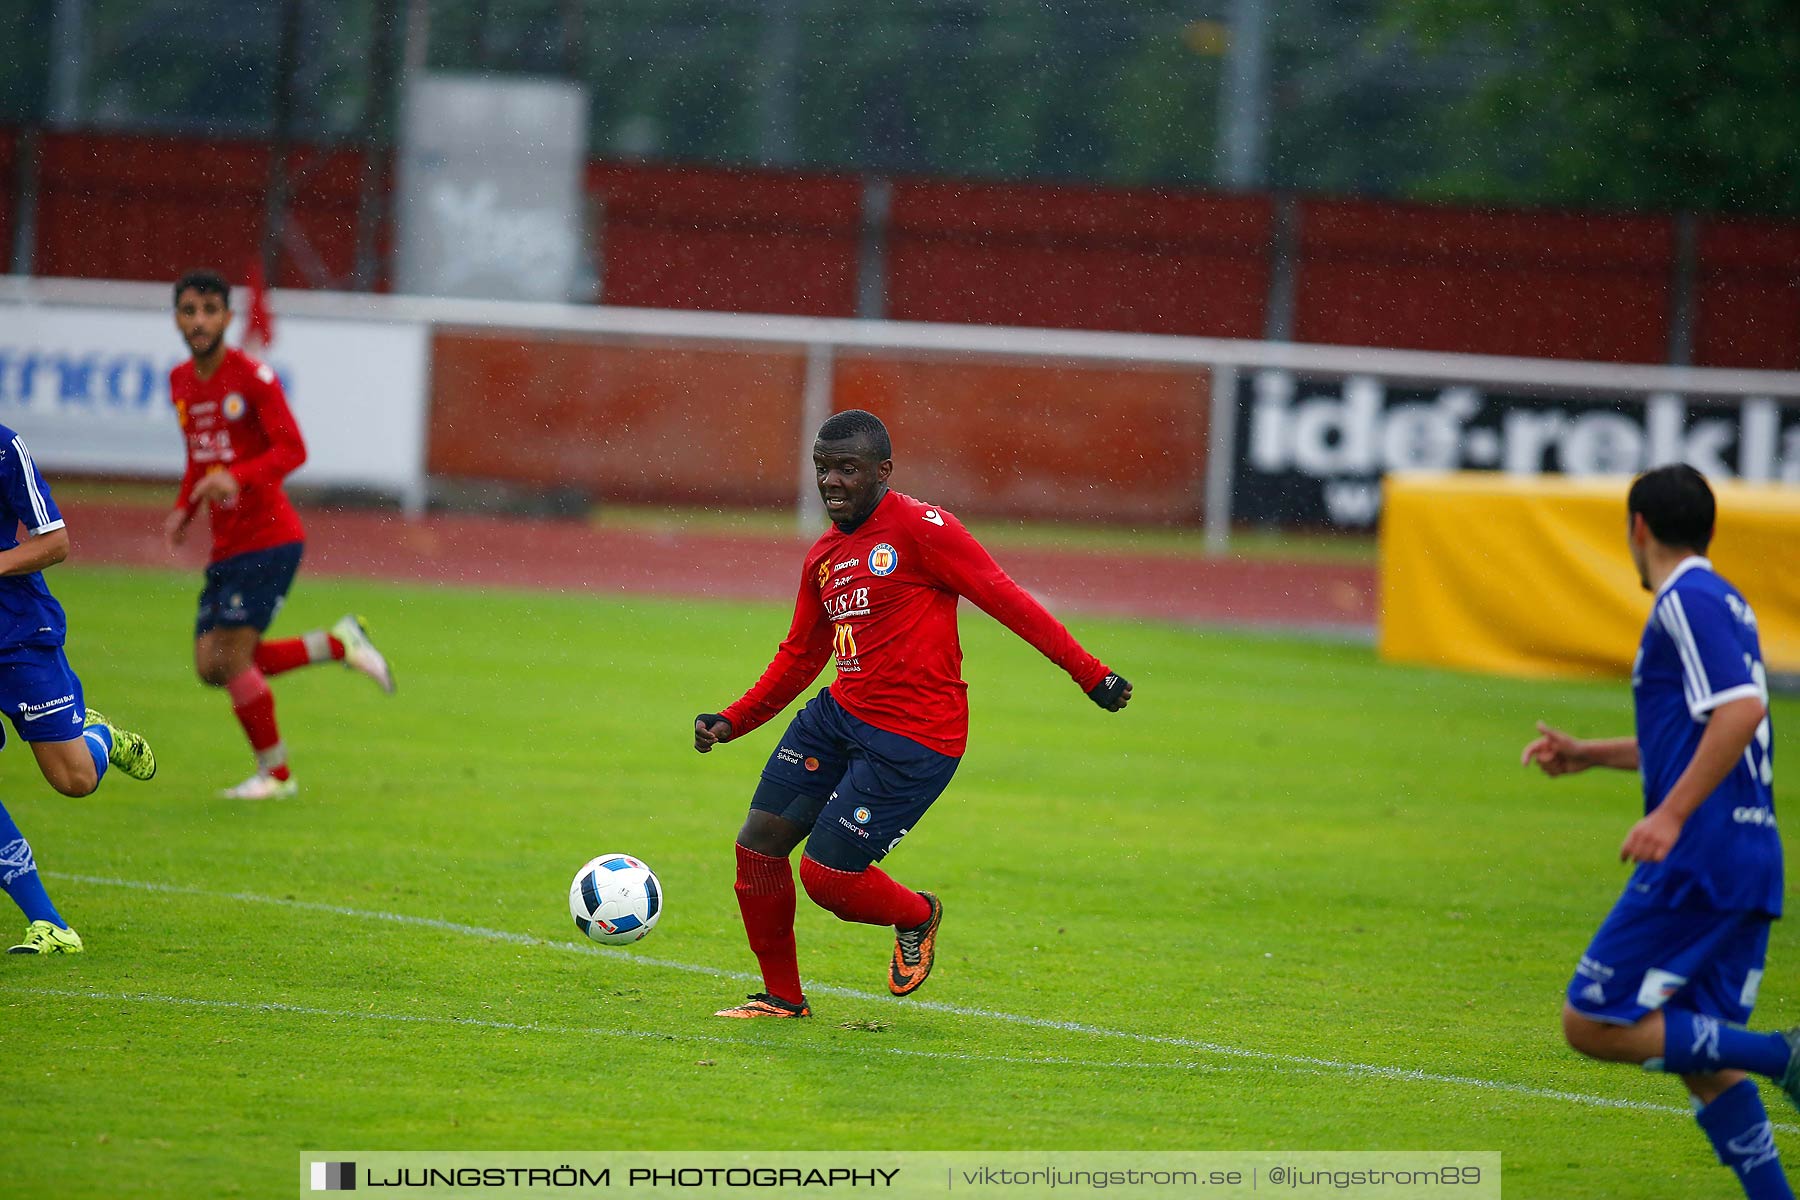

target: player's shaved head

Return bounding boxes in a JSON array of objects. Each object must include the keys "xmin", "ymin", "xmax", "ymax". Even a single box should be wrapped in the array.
[
  {"xmin": 816, "ymin": 409, "xmax": 891, "ymax": 460},
  {"xmin": 174, "ymin": 269, "xmax": 231, "ymax": 308},
  {"xmin": 1629, "ymin": 464, "xmax": 1714, "ymax": 554},
  {"xmin": 813, "ymin": 409, "xmax": 892, "ymax": 528}
]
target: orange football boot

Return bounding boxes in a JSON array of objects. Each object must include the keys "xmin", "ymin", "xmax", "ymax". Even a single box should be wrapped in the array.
[
  {"xmin": 889, "ymin": 891, "xmax": 943, "ymax": 996},
  {"xmin": 715, "ymin": 993, "xmax": 812, "ymax": 1019}
]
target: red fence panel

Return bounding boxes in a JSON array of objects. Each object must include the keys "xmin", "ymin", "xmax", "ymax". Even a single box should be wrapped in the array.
[
  {"xmin": 428, "ymin": 331, "xmax": 807, "ymax": 508},
  {"xmin": 887, "ymin": 178, "xmax": 1271, "ymax": 338},
  {"xmin": 33, "ymin": 131, "xmax": 367, "ymax": 289},
  {"xmin": 833, "ymin": 354, "xmax": 1211, "ymax": 523},
  {"xmin": 587, "ymin": 161, "xmax": 861, "ymax": 316},
  {"xmin": 36, "ymin": 132, "xmax": 265, "ymax": 283},
  {"xmin": 14, "ymin": 124, "xmax": 1800, "ymax": 373},
  {"xmin": 1694, "ymin": 219, "xmax": 1800, "ymax": 370},
  {"xmin": 426, "ymin": 331, "xmax": 1212, "ymax": 523},
  {"xmin": 274, "ymin": 143, "xmax": 371, "ymax": 290},
  {"xmin": 1293, "ymin": 199, "xmax": 1675, "ymax": 363}
]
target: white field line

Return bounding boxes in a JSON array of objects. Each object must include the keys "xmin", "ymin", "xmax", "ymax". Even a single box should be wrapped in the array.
[
  {"xmin": 34, "ymin": 872, "xmax": 1787, "ymax": 1128},
  {"xmin": 0, "ymin": 985, "xmax": 1245, "ymax": 1076}
]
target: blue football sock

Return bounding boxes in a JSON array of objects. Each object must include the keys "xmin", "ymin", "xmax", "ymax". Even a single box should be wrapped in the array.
[
  {"xmin": 0, "ymin": 798, "xmax": 65, "ymax": 926},
  {"xmin": 83, "ymin": 724, "xmax": 111, "ymax": 787},
  {"xmin": 1663, "ymin": 1009, "xmax": 1793, "ymax": 1079},
  {"xmin": 1696, "ymin": 1079, "xmax": 1795, "ymax": 1199}
]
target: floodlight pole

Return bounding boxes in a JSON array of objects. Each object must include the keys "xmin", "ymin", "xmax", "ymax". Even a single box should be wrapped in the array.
[
  {"xmin": 1217, "ymin": 0, "xmax": 1271, "ymax": 189},
  {"xmin": 404, "ymin": 0, "xmax": 430, "ymax": 69},
  {"xmin": 48, "ymin": 0, "xmax": 86, "ymax": 127},
  {"xmin": 355, "ymin": 0, "xmax": 402, "ymax": 291},
  {"xmin": 757, "ymin": 0, "xmax": 800, "ymax": 166},
  {"xmin": 260, "ymin": 0, "xmax": 304, "ymax": 282}
]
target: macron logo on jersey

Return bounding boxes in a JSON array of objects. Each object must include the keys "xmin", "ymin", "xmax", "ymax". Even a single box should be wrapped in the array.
[{"xmin": 923, "ymin": 509, "xmax": 944, "ymax": 527}]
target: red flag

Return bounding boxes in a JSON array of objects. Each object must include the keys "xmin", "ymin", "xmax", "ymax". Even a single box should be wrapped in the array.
[{"xmin": 243, "ymin": 257, "xmax": 275, "ymax": 354}]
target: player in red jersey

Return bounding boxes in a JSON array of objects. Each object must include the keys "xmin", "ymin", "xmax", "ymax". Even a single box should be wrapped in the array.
[
  {"xmin": 166, "ymin": 270, "xmax": 395, "ymax": 800},
  {"xmin": 695, "ymin": 410, "xmax": 1132, "ymax": 1019}
]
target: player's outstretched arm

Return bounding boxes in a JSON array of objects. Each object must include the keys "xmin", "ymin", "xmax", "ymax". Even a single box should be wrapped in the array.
[
  {"xmin": 698, "ymin": 560, "xmax": 834, "ymax": 751},
  {"xmin": 1521, "ymin": 720, "xmax": 1638, "ymax": 776},
  {"xmin": 694, "ymin": 714, "xmax": 734, "ymax": 754},
  {"xmin": 916, "ymin": 506, "xmax": 1123, "ymax": 705}
]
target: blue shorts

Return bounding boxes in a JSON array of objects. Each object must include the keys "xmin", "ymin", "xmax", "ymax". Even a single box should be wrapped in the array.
[
  {"xmin": 196, "ymin": 542, "xmax": 304, "ymax": 636},
  {"xmin": 751, "ymin": 689, "xmax": 960, "ymax": 870},
  {"xmin": 0, "ymin": 645, "xmax": 87, "ymax": 745},
  {"xmin": 1568, "ymin": 887, "xmax": 1772, "ymax": 1026}
]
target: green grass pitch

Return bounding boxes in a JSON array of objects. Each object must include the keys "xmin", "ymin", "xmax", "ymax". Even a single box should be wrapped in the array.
[{"xmin": 3, "ymin": 565, "xmax": 1794, "ymax": 1198}]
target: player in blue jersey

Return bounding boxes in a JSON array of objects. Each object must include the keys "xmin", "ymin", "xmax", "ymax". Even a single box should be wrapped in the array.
[
  {"xmin": 1524, "ymin": 465, "xmax": 1796, "ymax": 1199},
  {"xmin": 0, "ymin": 423, "xmax": 157, "ymax": 956}
]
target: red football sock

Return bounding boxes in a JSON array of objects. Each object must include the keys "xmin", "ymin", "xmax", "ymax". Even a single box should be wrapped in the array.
[
  {"xmin": 225, "ymin": 668, "xmax": 289, "ymax": 781},
  {"xmin": 254, "ymin": 632, "xmax": 345, "ymax": 677},
  {"xmin": 254, "ymin": 639, "xmax": 309, "ymax": 676},
  {"xmin": 734, "ymin": 844, "xmax": 804, "ymax": 1005},
  {"xmin": 799, "ymin": 855, "xmax": 930, "ymax": 929}
]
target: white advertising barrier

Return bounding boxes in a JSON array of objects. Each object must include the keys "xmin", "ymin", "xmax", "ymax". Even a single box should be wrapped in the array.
[{"xmin": 0, "ymin": 287, "xmax": 429, "ymax": 513}]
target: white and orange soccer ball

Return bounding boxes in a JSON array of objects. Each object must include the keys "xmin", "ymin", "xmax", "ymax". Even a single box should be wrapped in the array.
[{"xmin": 569, "ymin": 854, "xmax": 664, "ymax": 945}]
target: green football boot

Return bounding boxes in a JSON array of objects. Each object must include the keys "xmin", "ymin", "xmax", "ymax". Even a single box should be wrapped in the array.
[
  {"xmin": 8, "ymin": 919, "xmax": 84, "ymax": 955},
  {"xmin": 84, "ymin": 709, "xmax": 157, "ymax": 781}
]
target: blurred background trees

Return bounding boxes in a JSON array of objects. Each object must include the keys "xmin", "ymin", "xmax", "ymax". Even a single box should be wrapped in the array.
[{"xmin": 7, "ymin": 0, "xmax": 1797, "ymax": 215}]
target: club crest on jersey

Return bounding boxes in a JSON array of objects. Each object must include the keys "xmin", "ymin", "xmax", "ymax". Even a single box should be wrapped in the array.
[
  {"xmin": 852, "ymin": 807, "xmax": 872, "ymax": 824},
  {"xmin": 869, "ymin": 544, "xmax": 899, "ymax": 576},
  {"xmin": 817, "ymin": 560, "xmax": 832, "ymax": 589},
  {"xmin": 222, "ymin": 392, "xmax": 247, "ymax": 421}
]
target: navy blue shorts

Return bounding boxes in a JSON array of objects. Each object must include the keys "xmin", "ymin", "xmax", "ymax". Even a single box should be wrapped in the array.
[
  {"xmin": 196, "ymin": 542, "xmax": 304, "ymax": 636},
  {"xmin": 1568, "ymin": 886, "xmax": 1772, "ymax": 1026},
  {"xmin": 0, "ymin": 645, "xmax": 87, "ymax": 745},
  {"xmin": 752, "ymin": 688, "xmax": 960, "ymax": 870}
]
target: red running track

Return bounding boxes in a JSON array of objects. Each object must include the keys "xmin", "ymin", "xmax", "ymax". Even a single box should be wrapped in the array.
[{"xmin": 60, "ymin": 501, "xmax": 1376, "ymax": 635}]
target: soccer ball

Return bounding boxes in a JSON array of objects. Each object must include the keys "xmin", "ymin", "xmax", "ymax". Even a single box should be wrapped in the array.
[{"xmin": 569, "ymin": 854, "xmax": 663, "ymax": 945}]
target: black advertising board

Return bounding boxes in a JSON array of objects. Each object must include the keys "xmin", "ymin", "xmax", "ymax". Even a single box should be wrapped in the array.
[{"xmin": 1231, "ymin": 370, "xmax": 1800, "ymax": 528}]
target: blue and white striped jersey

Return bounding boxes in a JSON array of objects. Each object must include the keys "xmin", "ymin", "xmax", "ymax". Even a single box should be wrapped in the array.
[
  {"xmin": 0, "ymin": 424, "xmax": 67, "ymax": 652},
  {"xmin": 1631, "ymin": 556, "xmax": 1779, "ymax": 915}
]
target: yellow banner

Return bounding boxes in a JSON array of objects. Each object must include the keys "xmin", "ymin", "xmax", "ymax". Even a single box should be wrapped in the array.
[{"xmin": 1379, "ymin": 473, "xmax": 1800, "ymax": 679}]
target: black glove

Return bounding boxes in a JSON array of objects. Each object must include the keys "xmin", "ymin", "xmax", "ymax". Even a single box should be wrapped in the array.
[
  {"xmin": 1086, "ymin": 672, "xmax": 1131, "ymax": 711},
  {"xmin": 694, "ymin": 713, "xmax": 734, "ymax": 753}
]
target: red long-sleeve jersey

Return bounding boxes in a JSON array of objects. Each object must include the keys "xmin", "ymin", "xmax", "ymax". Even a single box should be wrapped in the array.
[
  {"xmin": 721, "ymin": 490, "xmax": 1110, "ymax": 756},
  {"xmin": 169, "ymin": 347, "xmax": 308, "ymax": 563}
]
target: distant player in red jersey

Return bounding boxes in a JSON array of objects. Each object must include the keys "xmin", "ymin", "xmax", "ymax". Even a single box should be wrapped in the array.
[
  {"xmin": 695, "ymin": 410, "xmax": 1132, "ymax": 1019},
  {"xmin": 166, "ymin": 270, "xmax": 395, "ymax": 800}
]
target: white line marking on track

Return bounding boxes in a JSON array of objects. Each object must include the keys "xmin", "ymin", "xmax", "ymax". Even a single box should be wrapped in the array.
[{"xmin": 39, "ymin": 872, "xmax": 1783, "ymax": 1127}]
